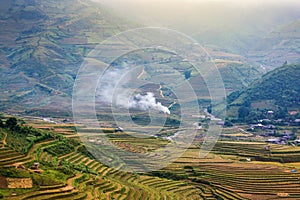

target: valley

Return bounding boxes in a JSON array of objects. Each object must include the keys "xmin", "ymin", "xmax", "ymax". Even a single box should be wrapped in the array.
[{"xmin": 1, "ymin": 0, "xmax": 300, "ymax": 199}]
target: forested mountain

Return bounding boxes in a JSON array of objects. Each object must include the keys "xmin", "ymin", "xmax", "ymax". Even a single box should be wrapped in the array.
[{"xmin": 228, "ymin": 64, "xmax": 300, "ymax": 121}]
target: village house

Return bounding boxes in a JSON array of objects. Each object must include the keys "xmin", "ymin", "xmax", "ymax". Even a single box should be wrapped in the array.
[
  {"xmin": 294, "ymin": 139, "xmax": 300, "ymax": 144},
  {"xmin": 265, "ymin": 138, "xmax": 282, "ymax": 144},
  {"xmin": 290, "ymin": 119, "xmax": 300, "ymax": 126},
  {"xmin": 31, "ymin": 162, "xmax": 39, "ymax": 170},
  {"xmin": 115, "ymin": 127, "xmax": 124, "ymax": 133},
  {"xmin": 282, "ymin": 131, "xmax": 296, "ymax": 140},
  {"xmin": 264, "ymin": 130, "xmax": 276, "ymax": 137},
  {"xmin": 251, "ymin": 123, "xmax": 264, "ymax": 129}
]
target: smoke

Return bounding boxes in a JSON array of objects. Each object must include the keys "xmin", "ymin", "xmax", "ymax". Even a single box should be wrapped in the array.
[
  {"xmin": 129, "ymin": 92, "xmax": 170, "ymax": 114},
  {"xmin": 97, "ymin": 65, "xmax": 170, "ymax": 115}
]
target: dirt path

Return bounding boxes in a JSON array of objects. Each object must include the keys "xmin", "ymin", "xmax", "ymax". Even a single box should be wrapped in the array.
[
  {"xmin": 158, "ymin": 85, "xmax": 165, "ymax": 98},
  {"xmin": 1, "ymin": 132, "xmax": 7, "ymax": 148},
  {"xmin": 85, "ymin": 189, "xmax": 94, "ymax": 200},
  {"xmin": 168, "ymin": 101, "xmax": 176, "ymax": 109},
  {"xmin": 65, "ymin": 174, "xmax": 81, "ymax": 190},
  {"xmin": 137, "ymin": 66, "xmax": 145, "ymax": 79}
]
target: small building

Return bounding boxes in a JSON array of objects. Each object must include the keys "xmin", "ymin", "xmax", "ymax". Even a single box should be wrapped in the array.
[
  {"xmin": 266, "ymin": 125, "xmax": 276, "ymax": 129},
  {"xmin": 217, "ymin": 121, "xmax": 225, "ymax": 126},
  {"xmin": 294, "ymin": 139, "xmax": 300, "ymax": 143},
  {"xmin": 291, "ymin": 119, "xmax": 300, "ymax": 126},
  {"xmin": 282, "ymin": 135, "xmax": 291, "ymax": 140},
  {"xmin": 267, "ymin": 130, "xmax": 276, "ymax": 136},
  {"xmin": 283, "ymin": 131, "xmax": 294, "ymax": 137},
  {"xmin": 194, "ymin": 122, "xmax": 202, "ymax": 130},
  {"xmin": 251, "ymin": 123, "xmax": 264, "ymax": 129},
  {"xmin": 31, "ymin": 162, "xmax": 39, "ymax": 170},
  {"xmin": 267, "ymin": 110, "xmax": 274, "ymax": 115},
  {"xmin": 17, "ymin": 165, "xmax": 25, "ymax": 170},
  {"xmin": 265, "ymin": 138, "xmax": 281, "ymax": 144},
  {"xmin": 115, "ymin": 127, "xmax": 124, "ymax": 133}
]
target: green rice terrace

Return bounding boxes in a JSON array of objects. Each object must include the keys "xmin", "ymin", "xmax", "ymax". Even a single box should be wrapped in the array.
[{"xmin": 0, "ymin": 114, "xmax": 300, "ymax": 200}]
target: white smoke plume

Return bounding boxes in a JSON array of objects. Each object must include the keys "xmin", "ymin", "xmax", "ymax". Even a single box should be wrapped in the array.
[
  {"xmin": 97, "ymin": 65, "xmax": 170, "ymax": 115},
  {"xmin": 129, "ymin": 92, "xmax": 170, "ymax": 114}
]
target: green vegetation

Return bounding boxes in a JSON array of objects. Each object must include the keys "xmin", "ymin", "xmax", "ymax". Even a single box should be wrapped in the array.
[
  {"xmin": 228, "ymin": 64, "xmax": 300, "ymax": 121},
  {"xmin": 1, "ymin": 115, "xmax": 300, "ymax": 199},
  {"xmin": 218, "ymin": 62, "xmax": 262, "ymax": 92},
  {"xmin": 0, "ymin": 117, "xmax": 53, "ymax": 154},
  {"xmin": 44, "ymin": 138, "xmax": 80, "ymax": 157}
]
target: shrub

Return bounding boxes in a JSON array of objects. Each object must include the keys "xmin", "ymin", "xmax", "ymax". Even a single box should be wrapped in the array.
[{"xmin": 6, "ymin": 117, "xmax": 18, "ymax": 130}]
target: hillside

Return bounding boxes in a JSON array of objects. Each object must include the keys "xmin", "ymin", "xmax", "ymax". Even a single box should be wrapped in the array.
[
  {"xmin": 99, "ymin": 0, "xmax": 300, "ymax": 68},
  {"xmin": 0, "ymin": 0, "xmax": 135, "ymax": 116},
  {"xmin": 248, "ymin": 19, "xmax": 300, "ymax": 70},
  {"xmin": 228, "ymin": 64, "xmax": 300, "ymax": 120},
  {"xmin": 0, "ymin": 0, "xmax": 264, "ymax": 117}
]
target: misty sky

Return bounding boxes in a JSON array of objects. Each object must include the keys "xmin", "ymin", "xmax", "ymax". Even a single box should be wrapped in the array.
[
  {"xmin": 93, "ymin": 0, "xmax": 300, "ymax": 30},
  {"xmin": 87, "ymin": 0, "xmax": 300, "ymax": 57},
  {"xmin": 94, "ymin": 0, "xmax": 300, "ymax": 6}
]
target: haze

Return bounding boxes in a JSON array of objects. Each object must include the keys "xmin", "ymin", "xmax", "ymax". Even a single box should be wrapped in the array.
[{"xmin": 93, "ymin": 0, "xmax": 300, "ymax": 53}]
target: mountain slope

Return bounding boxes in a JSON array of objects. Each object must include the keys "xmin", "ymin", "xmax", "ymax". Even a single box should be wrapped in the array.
[
  {"xmin": 228, "ymin": 64, "xmax": 300, "ymax": 120},
  {"xmin": 0, "ymin": 0, "xmax": 264, "ymax": 117},
  {"xmin": 0, "ymin": 0, "xmax": 135, "ymax": 115},
  {"xmin": 99, "ymin": 0, "xmax": 300, "ymax": 56},
  {"xmin": 248, "ymin": 19, "xmax": 300, "ymax": 70}
]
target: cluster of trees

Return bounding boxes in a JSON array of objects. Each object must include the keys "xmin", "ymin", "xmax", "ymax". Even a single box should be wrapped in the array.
[
  {"xmin": 150, "ymin": 171, "xmax": 188, "ymax": 181},
  {"xmin": 245, "ymin": 65, "xmax": 300, "ymax": 107},
  {"xmin": 1, "ymin": 117, "xmax": 51, "ymax": 138},
  {"xmin": 0, "ymin": 116, "xmax": 18, "ymax": 129},
  {"xmin": 0, "ymin": 116, "xmax": 53, "ymax": 154},
  {"xmin": 0, "ymin": 116, "xmax": 24, "ymax": 130},
  {"xmin": 45, "ymin": 138, "xmax": 80, "ymax": 156}
]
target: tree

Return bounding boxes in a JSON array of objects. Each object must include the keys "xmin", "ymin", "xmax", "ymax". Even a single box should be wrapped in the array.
[
  {"xmin": 184, "ymin": 70, "xmax": 192, "ymax": 79},
  {"xmin": 224, "ymin": 120, "xmax": 233, "ymax": 127},
  {"xmin": 246, "ymin": 111, "xmax": 258, "ymax": 123},
  {"xmin": 275, "ymin": 107, "xmax": 288, "ymax": 119},
  {"xmin": 0, "ymin": 119, "xmax": 3, "ymax": 128},
  {"xmin": 238, "ymin": 106, "xmax": 250, "ymax": 121},
  {"xmin": 6, "ymin": 117, "xmax": 18, "ymax": 130},
  {"xmin": 207, "ymin": 105, "xmax": 212, "ymax": 114}
]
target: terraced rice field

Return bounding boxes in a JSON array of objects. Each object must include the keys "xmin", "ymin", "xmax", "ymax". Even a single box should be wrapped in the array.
[
  {"xmin": 212, "ymin": 141, "xmax": 300, "ymax": 162},
  {"xmin": 2, "ymin": 120, "xmax": 300, "ymax": 199},
  {"xmin": 165, "ymin": 146, "xmax": 300, "ymax": 200}
]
